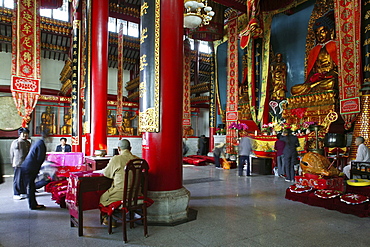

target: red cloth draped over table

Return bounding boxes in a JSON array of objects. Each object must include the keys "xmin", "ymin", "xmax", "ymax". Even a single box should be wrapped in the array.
[
  {"xmin": 286, "ymin": 185, "xmax": 370, "ymax": 217},
  {"xmin": 66, "ymin": 171, "xmax": 111, "ymax": 219},
  {"xmin": 11, "ymin": 0, "xmax": 41, "ymax": 127},
  {"xmin": 45, "ymin": 180, "xmax": 68, "ymax": 208},
  {"xmin": 334, "ymin": 0, "xmax": 361, "ymax": 129},
  {"xmin": 46, "ymin": 152, "xmax": 86, "ymax": 177}
]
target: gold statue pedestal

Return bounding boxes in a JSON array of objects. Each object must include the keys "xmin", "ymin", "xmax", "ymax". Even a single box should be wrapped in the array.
[
  {"xmin": 283, "ymin": 90, "xmax": 339, "ymax": 154},
  {"xmin": 282, "ymin": 90, "xmax": 336, "ymax": 125}
]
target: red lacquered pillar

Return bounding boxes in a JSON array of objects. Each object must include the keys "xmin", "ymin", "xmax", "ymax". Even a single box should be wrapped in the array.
[
  {"xmin": 90, "ymin": 0, "xmax": 109, "ymax": 153},
  {"xmin": 142, "ymin": 0, "xmax": 189, "ymax": 224}
]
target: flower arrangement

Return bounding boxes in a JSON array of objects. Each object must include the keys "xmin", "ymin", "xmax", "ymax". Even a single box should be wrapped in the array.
[
  {"xmin": 261, "ymin": 123, "xmax": 272, "ymax": 133},
  {"xmin": 215, "ymin": 128, "xmax": 226, "ymax": 135},
  {"xmin": 228, "ymin": 122, "xmax": 248, "ymax": 131}
]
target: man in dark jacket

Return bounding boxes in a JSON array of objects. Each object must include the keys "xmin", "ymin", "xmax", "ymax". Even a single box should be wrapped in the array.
[
  {"xmin": 55, "ymin": 137, "xmax": 71, "ymax": 152},
  {"xmin": 21, "ymin": 131, "xmax": 49, "ymax": 210},
  {"xmin": 198, "ymin": 135, "xmax": 208, "ymax": 155},
  {"xmin": 281, "ymin": 129, "xmax": 299, "ymax": 182}
]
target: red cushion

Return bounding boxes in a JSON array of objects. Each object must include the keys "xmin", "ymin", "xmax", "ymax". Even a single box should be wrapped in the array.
[{"xmin": 99, "ymin": 197, "xmax": 154, "ymax": 216}]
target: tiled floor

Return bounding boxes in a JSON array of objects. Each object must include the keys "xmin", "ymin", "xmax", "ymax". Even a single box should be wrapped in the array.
[{"xmin": 1, "ymin": 163, "xmax": 370, "ymax": 247}]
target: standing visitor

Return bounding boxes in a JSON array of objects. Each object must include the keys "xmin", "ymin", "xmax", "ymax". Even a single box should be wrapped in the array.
[
  {"xmin": 274, "ymin": 133, "xmax": 286, "ymax": 178},
  {"xmin": 281, "ymin": 129, "xmax": 299, "ymax": 182},
  {"xmin": 198, "ymin": 135, "xmax": 208, "ymax": 155},
  {"xmin": 10, "ymin": 128, "xmax": 31, "ymax": 199},
  {"xmin": 343, "ymin": 136, "xmax": 370, "ymax": 179},
  {"xmin": 21, "ymin": 131, "xmax": 50, "ymax": 210},
  {"xmin": 213, "ymin": 143, "xmax": 225, "ymax": 169},
  {"xmin": 238, "ymin": 136, "xmax": 252, "ymax": 176}
]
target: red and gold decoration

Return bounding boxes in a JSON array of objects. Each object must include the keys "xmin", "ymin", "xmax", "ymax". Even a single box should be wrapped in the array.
[
  {"xmin": 71, "ymin": 19, "xmax": 80, "ymax": 146},
  {"xmin": 340, "ymin": 193, "xmax": 369, "ymax": 205},
  {"xmin": 225, "ymin": 10, "xmax": 239, "ymax": 154},
  {"xmin": 139, "ymin": 0, "xmax": 160, "ymax": 132},
  {"xmin": 295, "ymin": 173, "xmax": 345, "ymax": 192},
  {"xmin": 11, "ymin": 0, "xmax": 41, "ymax": 127},
  {"xmin": 183, "ymin": 38, "xmax": 191, "ymax": 130},
  {"xmin": 349, "ymin": 95, "xmax": 370, "ymax": 159},
  {"xmin": 116, "ymin": 23, "xmax": 124, "ymax": 137},
  {"xmin": 314, "ymin": 189, "xmax": 342, "ymax": 199},
  {"xmin": 289, "ymin": 184, "xmax": 313, "ymax": 194},
  {"xmin": 334, "ymin": 0, "xmax": 361, "ymax": 129}
]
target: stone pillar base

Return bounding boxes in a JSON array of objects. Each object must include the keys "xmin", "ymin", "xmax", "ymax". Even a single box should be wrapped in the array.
[{"xmin": 147, "ymin": 187, "xmax": 190, "ymax": 225}]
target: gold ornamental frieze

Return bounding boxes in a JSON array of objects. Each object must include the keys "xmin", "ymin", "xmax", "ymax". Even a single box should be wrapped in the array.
[
  {"xmin": 39, "ymin": 95, "xmax": 71, "ymax": 103},
  {"xmin": 139, "ymin": 107, "xmax": 158, "ymax": 132},
  {"xmin": 286, "ymin": 90, "xmax": 336, "ymax": 109},
  {"xmin": 282, "ymin": 91, "xmax": 337, "ymax": 125}
]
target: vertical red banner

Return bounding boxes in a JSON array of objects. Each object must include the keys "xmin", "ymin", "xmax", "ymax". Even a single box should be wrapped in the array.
[
  {"xmin": 116, "ymin": 23, "xmax": 124, "ymax": 137},
  {"xmin": 226, "ymin": 12, "xmax": 239, "ymax": 154},
  {"xmin": 11, "ymin": 0, "xmax": 41, "ymax": 127},
  {"xmin": 183, "ymin": 39, "xmax": 191, "ymax": 127},
  {"xmin": 334, "ymin": 0, "xmax": 361, "ymax": 129}
]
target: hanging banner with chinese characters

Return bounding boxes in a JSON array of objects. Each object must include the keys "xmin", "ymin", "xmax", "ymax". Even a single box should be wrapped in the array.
[
  {"xmin": 70, "ymin": 19, "xmax": 80, "ymax": 146},
  {"xmin": 183, "ymin": 39, "xmax": 191, "ymax": 128},
  {"xmin": 334, "ymin": 0, "xmax": 361, "ymax": 129},
  {"xmin": 226, "ymin": 11, "xmax": 239, "ymax": 154},
  {"xmin": 209, "ymin": 47, "xmax": 216, "ymax": 129},
  {"xmin": 138, "ymin": 0, "xmax": 160, "ymax": 132},
  {"xmin": 11, "ymin": 0, "xmax": 41, "ymax": 127},
  {"xmin": 116, "ymin": 22, "xmax": 124, "ymax": 136},
  {"xmin": 362, "ymin": 0, "xmax": 370, "ymax": 86}
]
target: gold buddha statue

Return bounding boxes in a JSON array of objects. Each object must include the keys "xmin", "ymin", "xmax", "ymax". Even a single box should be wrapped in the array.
[
  {"xmin": 291, "ymin": 10, "xmax": 338, "ymax": 96},
  {"xmin": 122, "ymin": 111, "xmax": 137, "ymax": 135},
  {"xmin": 61, "ymin": 109, "xmax": 72, "ymax": 134},
  {"xmin": 270, "ymin": 53, "xmax": 287, "ymax": 100},
  {"xmin": 40, "ymin": 106, "xmax": 56, "ymax": 134},
  {"xmin": 107, "ymin": 110, "xmax": 117, "ymax": 135}
]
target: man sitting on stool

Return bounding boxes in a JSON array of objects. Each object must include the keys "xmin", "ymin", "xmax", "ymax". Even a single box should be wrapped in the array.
[{"xmin": 343, "ymin": 136, "xmax": 370, "ymax": 179}]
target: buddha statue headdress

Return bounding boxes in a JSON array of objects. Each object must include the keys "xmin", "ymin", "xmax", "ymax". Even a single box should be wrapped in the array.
[{"xmin": 313, "ymin": 9, "xmax": 335, "ymax": 32}]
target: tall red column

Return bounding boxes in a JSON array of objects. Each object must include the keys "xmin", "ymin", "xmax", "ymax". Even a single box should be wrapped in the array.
[
  {"xmin": 142, "ymin": 0, "xmax": 183, "ymax": 192},
  {"xmin": 90, "ymin": 0, "xmax": 109, "ymax": 153}
]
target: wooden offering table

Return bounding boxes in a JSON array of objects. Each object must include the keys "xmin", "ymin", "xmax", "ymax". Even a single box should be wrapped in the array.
[
  {"xmin": 85, "ymin": 156, "xmax": 111, "ymax": 171},
  {"xmin": 66, "ymin": 171, "xmax": 113, "ymax": 236}
]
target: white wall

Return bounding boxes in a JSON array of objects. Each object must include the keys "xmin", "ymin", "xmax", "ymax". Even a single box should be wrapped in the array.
[
  {"xmin": 197, "ymin": 108, "xmax": 210, "ymax": 137},
  {"xmin": 0, "ymin": 52, "xmax": 12, "ymax": 85},
  {"xmin": 108, "ymin": 67, "xmax": 130, "ymax": 96}
]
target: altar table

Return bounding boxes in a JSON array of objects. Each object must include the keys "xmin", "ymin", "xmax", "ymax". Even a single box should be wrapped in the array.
[
  {"xmin": 85, "ymin": 156, "xmax": 111, "ymax": 171},
  {"xmin": 66, "ymin": 171, "xmax": 113, "ymax": 236}
]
